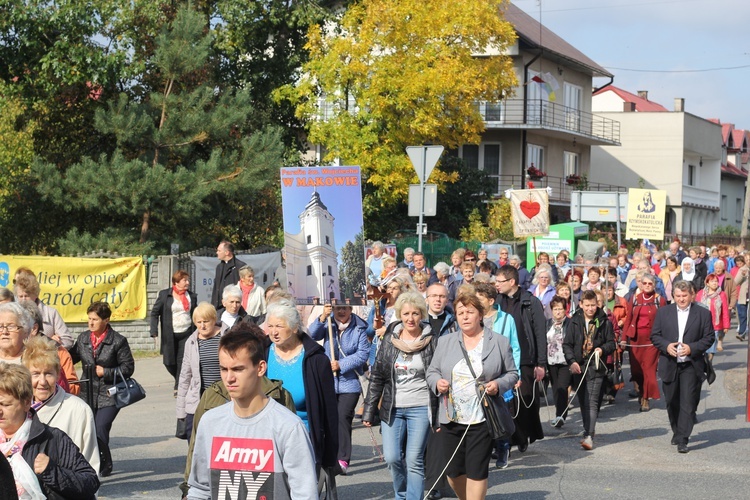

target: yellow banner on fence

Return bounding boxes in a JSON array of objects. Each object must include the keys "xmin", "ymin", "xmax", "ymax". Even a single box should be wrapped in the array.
[{"xmin": 0, "ymin": 256, "xmax": 147, "ymax": 322}]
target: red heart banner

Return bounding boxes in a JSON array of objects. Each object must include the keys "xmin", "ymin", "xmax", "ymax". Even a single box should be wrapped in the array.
[
  {"xmin": 519, "ymin": 200, "xmax": 540, "ymax": 219},
  {"xmin": 509, "ymin": 189, "xmax": 549, "ymax": 237}
]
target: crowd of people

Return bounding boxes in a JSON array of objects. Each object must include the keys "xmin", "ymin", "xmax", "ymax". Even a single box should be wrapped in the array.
[{"xmin": 0, "ymin": 237, "xmax": 740, "ymax": 499}]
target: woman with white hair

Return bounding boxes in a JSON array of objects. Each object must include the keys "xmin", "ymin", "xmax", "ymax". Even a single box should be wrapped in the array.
[
  {"xmin": 265, "ymin": 300, "xmax": 338, "ymax": 474},
  {"xmin": 528, "ymin": 264, "xmax": 556, "ymax": 309},
  {"xmin": 217, "ymin": 284, "xmax": 245, "ymax": 327}
]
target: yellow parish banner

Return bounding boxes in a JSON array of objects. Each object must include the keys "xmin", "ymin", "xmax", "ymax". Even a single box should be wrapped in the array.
[
  {"xmin": 626, "ymin": 188, "xmax": 667, "ymax": 241},
  {"xmin": 508, "ymin": 189, "xmax": 550, "ymax": 238},
  {"xmin": 0, "ymin": 256, "xmax": 147, "ymax": 322}
]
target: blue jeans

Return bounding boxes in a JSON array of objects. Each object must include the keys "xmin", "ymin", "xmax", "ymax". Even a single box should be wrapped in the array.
[
  {"xmin": 737, "ymin": 304, "xmax": 747, "ymax": 337},
  {"xmin": 381, "ymin": 406, "xmax": 431, "ymax": 500}
]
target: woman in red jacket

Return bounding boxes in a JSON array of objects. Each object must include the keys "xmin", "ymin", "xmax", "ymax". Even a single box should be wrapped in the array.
[
  {"xmin": 623, "ymin": 272, "xmax": 666, "ymax": 412},
  {"xmin": 695, "ymin": 273, "xmax": 730, "ymax": 362}
]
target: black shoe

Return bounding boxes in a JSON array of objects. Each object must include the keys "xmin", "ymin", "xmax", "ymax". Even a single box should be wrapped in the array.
[
  {"xmin": 517, "ymin": 439, "xmax": 528, "ymax": 453},
  {"xmin": 426, "ymin": 490, "xmax": 443, "ymax": 500},
  {"xmin": 671, "ymin": 436, "xmax": 679, "ymax": 445},
  {"xmin": 628, "ymin": 390, "xmax": 639, "ymax": 398},
  {"xmin": 678, "ymin": 443, "xmax": 689, "ymax": 454}
]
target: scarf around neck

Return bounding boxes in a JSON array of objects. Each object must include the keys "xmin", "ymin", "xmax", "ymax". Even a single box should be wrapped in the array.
[{"xmin": 173, "ymin": 286, "xmax": 190, "ymax": 311}]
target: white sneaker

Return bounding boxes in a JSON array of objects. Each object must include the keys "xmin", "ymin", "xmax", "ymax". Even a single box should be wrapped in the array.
[{"xmin": 551, "ymin": 416, "xmax": 565, "ymax": 428}]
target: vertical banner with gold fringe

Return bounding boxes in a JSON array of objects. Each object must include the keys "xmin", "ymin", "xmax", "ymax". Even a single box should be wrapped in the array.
[{"xmin": 508, "ymin": 189, "xmax": 550, "ymax": 238}]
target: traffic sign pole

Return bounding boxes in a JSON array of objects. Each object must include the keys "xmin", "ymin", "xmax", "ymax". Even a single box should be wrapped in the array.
[{"xmin": 406, "ymin": 145, "xmax": 444, "ymax": 253}]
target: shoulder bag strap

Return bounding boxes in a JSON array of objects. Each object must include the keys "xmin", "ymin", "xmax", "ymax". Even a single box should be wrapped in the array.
[{"xmin": 458, "ymin": 341, "xmax": 478, "ymax": 381}]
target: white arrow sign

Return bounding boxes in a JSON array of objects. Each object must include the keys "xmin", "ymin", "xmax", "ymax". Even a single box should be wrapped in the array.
[{"xmin": 406, "ymin": 145, "xmax": 444, "ymax": 183}]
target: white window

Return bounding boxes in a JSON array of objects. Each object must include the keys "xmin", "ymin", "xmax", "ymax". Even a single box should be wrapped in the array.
[
  {"xmin": 564, "ymin": 151, "xmax": 579, "ymax": 177},
  {"xmin": 477, "ymin": 101, "xmax": 504, "ymax": 122},
  {"xmin": 687, "ymin": 164, "xmax": 696, "ymax": 186},
  {"xmin": 737, "ymin": 198, "xmax": 743, "ymax": 223},
  {"xmin": 721, "ymin": 195, "xmax": 728, "ymax": 220},
  {"xmin": 527, "ymin": 144, "xmax": 545, "ymax": 171},
  {"xmin": 564, "ymin": 82, "xmax": 582, "ymax": 132}
]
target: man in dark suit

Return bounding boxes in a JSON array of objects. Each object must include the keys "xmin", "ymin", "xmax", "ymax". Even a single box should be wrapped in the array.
[
  {"xmin": 651, "ymin": 280, "xmax": 715, "ymax": 453},
  {"xmin": 210, "ymin": 240, "xmax": 246, "ymax": 309}
]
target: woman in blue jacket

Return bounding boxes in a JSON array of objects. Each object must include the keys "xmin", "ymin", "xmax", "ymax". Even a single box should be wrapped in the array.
[{"xmin": 309, "ymin": 303, "xmax": 370, "ymax": 475}]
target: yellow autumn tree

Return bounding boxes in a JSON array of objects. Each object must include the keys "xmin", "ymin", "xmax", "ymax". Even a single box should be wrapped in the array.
[
  {"xmin": 0, "ymin": 85, "xmax": 35, "ymax": 201},
  {"xmin": 279, "ymin": 0, "xmax": 518, "ymax": 208}
]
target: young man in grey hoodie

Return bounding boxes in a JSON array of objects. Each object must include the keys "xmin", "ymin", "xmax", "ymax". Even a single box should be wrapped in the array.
[{"xmin": 188, "ymin": 329, "xmax": 317, "ymax": 499}]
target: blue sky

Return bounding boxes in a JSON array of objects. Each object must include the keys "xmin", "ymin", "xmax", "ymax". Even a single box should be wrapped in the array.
[{"xmin": 514, "ymin": 0, "xmax": 750, "ymax": 127}]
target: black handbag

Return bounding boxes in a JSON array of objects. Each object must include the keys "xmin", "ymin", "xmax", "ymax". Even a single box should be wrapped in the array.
[
  {"xmin": 113, "ymin": 367, "xmax": 146, "ymax": 409},
  {"xmin": 458, "ymin": 341, "xmax": 515, "ymax": 440},
  {"xmin": 176, "ymin": 418, "xmax": 189, "ymax": 440},
  {"xmin": 607, "ymin": 350, "xmax": 625, "ymax": 390},
  {"xmin": 704, "ymin": 354, "xmax": 716, "ymax": 385}
]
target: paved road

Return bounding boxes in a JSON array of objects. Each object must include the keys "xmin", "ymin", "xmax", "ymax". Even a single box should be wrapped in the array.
[{"xmin": 98, "ymin": 336, "xmax": 750, "ymax": 499}]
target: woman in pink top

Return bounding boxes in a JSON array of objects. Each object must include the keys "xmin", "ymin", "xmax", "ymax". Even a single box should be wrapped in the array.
[{"xmin": 695, "ymin": 273, "xmax": 730, "ymax": 360}]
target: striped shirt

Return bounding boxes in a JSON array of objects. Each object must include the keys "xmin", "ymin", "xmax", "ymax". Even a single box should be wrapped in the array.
[{"xmin": 198, "ymin": 335, "xmax": 222, "ymax": 392}]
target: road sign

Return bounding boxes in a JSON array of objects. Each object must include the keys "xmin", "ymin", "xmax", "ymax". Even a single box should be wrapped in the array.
[
  {"xmin": 407, "ymin": 146, "xmax": 444, "ymax": 183},
  {"xmin": 408, "ymin": 184, "xmax": 437, "ymax": 216},
  {"xmin": 570, "ymin": 191, "xmax": 627, "ymax": 223}
]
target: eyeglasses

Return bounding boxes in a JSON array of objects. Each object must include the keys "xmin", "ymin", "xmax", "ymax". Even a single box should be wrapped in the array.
[
  {"xmin": 0, "ymin": 324, "xmax": 21, "ymax": 332},
  {"xmin": 465, "ymin": 258, "xmax": 476, "ymax": 262},
  {"xmin": 428, "ymin": 294, "xmax": 448, "ymax": 299},
  {"xmin": 496, "ymin": 278, "xmax": 511, "ymax": 284}
]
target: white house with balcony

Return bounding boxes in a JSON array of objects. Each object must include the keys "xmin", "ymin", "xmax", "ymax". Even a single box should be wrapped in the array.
[
  {"xmin": 450, "ymin": 2, "xmax": 621, "ymax": 211},
  {"xmin": 591, "ymin": 88, "xmax": 723, "ymax": 236}
]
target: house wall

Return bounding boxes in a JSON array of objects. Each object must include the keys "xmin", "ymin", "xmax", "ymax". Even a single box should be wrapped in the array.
[
  {"xmin": 590, "ymin": 112, "xmax": 685, "ymax": 204},
  {"xmin": 720, "ymin": 176, "xmax": 747, "ymax": 230},
  {"xmin": 592, "ymin": 91, "xmax": 629, "ymax": 112}
]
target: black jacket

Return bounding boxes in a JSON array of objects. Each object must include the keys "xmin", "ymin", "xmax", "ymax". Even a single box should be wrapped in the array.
[
  {"xmin": 0, "ymin": 453, "xmax": 16, "ymax": 500},
  {"xmin": 150, "ymin": 287, "xmax": 198, "ymax": 365},
  {"xmin": 70, "ymin": 326, "xmax": 135, "ymax": 410},
  {"xmin": 563, "ymin": 308, "xmax": 616, "ymax": 372},
  {"xmin": 498, "ymin": 288, "xmax": 547, "ymax": 367},
  {"xmin": 20, "ymin": 412, "xmax": 99, "ymax": 500},
  {"xmin": 362, "ymin": 321, "xmax": 438, "ymax": 425},
  {"xmin": 651, "ymin": 303, "xmax": 715, "ymax": 383},
  {"xmin": 210, "ymin": 256, "xmax": 246, "ymax": 308},
  {"xmin": 265, "ymin": 334, "xmax": 338, "ymax": 469}
]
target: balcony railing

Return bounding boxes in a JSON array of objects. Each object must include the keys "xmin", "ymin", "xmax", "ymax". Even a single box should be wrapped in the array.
[
  {"xmin": 475, "ymin": 99, "xmax": 620, "ymax": 144},
  {"xmin": 490, "ymin": 174, "xmax": 627, "ymax": 202}
]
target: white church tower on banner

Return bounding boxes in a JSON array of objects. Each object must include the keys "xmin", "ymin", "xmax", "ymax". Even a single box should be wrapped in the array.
[{"xmin": 284, "ymin": 189, "xmax": 339, "ymax": 302}]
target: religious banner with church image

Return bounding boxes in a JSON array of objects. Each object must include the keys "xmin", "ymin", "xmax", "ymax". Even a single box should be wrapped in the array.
[
  {"xmin": 507, "ymin": 188, "xmax": 550, "ymax": 238},
  {"xmin": 280, "ymin": 166, "xmax": 365, "ymax": 305}
]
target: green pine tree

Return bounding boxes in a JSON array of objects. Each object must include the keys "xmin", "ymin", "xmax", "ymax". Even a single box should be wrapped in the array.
[{"xmin": 33, "ymin": 5, "xmax": 285, "ymax": 253}]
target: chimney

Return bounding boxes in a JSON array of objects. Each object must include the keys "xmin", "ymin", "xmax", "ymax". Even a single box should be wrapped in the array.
[
  {"xmin": 637, "ymin": 90, "xmax": 648, "ymax": 100},
  {"xmin": 623, "ymin": 102, "xmax": 636, "ymax": 112},
  {"xmin": 674, "ymin": 98, "xmax": 685, "ymax": 112}
]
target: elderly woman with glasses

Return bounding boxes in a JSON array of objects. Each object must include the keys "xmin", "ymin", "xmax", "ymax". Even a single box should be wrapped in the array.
[
  {"xmin": 623, "ymin": 271, "xmax": 666, "ymax": 412},
  {"xmin": 13, "ymin": 272, "xmax": 73, "ymax": 349},
  {"xmin": 0, "ymin": 302, "xmax": 33, "ymax": 364},
  {"xmin": 528, "ymin": 264, "xmax": 556, "ymax": 310}
]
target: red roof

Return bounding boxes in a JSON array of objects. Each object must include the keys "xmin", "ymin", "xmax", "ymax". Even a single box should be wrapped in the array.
[
  {"xmin": 721, "ymin": 123, "xmax": 733, "ymax": 146},
  {"xmin": 592, "ymin": 86, "xmax": 668, "ymax": 112},
  {"xmin": 722, "ymin": 161, "xmax": 747, "ymax": 179},
  {"xmin": 732, "ymin": 129, "xmax": 747, "ymax": 152}
]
